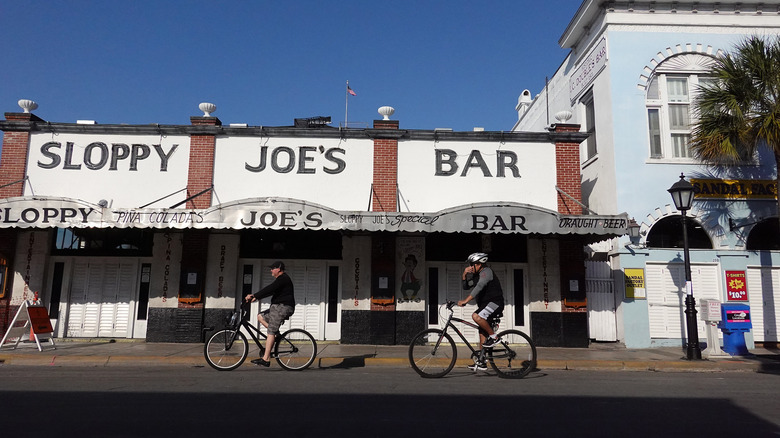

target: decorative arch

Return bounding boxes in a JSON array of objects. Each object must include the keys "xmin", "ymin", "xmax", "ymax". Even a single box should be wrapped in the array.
[
  {"xmin": 636, "ymin": 43, "xmax": 724, "ymax": 91},
  {"xmin": 634, "ymin": 204, "xmax": 714, "ymax": 249}
]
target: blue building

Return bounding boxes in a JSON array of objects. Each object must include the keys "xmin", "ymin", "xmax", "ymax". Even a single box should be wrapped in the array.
[{"xmin": 514, "ymin": 0, "xmax": 780, "ymax": 350}]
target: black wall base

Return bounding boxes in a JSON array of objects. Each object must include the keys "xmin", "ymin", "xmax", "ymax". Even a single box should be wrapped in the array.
[
  {"xmin": 147, "ymin": 307, "xmax": 205, "ymax": 343},
  {"xmin": 341, "ymin": 310, "xmax": 425, "ymax": 345},
  {"xmin": 530, "ymin": 311, "xmax": 589, "ymax": 348}
]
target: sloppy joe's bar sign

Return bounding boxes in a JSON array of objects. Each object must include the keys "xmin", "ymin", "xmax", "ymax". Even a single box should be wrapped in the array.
[{"xmin": 0, "ymin": 197, "xmax": 629, "ymax": 236}]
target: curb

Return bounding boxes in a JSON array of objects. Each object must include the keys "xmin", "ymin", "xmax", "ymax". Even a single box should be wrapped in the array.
[{"xmin": 1, "ymin": 353, "xmax": 776, "ymax": 372}]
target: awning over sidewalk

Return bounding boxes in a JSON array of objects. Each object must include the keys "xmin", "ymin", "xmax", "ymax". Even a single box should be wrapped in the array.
[{"xmin": 0, "ymin": 196, "xmax": 629, "ymax": 236}]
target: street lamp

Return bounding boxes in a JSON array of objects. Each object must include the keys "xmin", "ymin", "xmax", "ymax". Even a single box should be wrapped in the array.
[
  {"xmin": 667, "ymin": 173, "xmax": 702, "ymax": 360},
  {"xmin": 627, "ymin": 218, "xmax": 641, "ymax": 240}
]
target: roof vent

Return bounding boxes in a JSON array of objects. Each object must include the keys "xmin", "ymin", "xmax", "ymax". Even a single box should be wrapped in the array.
[{"xmin": 294, "ymin": 116, "xmax": 331, "ymax": 128}]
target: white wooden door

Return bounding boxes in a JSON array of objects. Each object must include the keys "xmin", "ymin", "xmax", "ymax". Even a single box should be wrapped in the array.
[
  {"xmin": 98, "ymin": 262, "xmax": 137, "ymax": 338},
  {"xmin": 646, "ymin": 263, "xmax": 720, "ymax": 340},
  {"xmin": 254, "ymin": 260, "xmax": 327, "ymax": 340},
  {"xmin": 66, "ymin": 260, "xmax": 137, "ymax": 338},
  {"xmin": 747, "ymin": 267, "xmax": 780, "ymax": 343},
  {"xmin": 431, "ymin": 263, "xmax": 524, "ymax": 342},
  {"xmin": 586, "ymin": 260, "xmax": 617, "ymax": 341}
]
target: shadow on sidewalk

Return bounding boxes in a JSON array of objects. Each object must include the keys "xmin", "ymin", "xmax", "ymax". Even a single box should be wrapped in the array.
[{"xmin": 317, "ymin": 354, "xmax": 376, "ymax": 369}]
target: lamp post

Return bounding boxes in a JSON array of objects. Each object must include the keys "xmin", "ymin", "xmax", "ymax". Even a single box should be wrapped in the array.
[
  {"xmin": 627, "ymin": 218, "xmax": 641, "ymax": 242},
  {"xmin": 667, "ymin": 173, "xmax": 702, "ymax": 360}
]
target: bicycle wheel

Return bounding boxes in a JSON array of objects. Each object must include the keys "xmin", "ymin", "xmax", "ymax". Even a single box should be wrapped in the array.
[
  {"xmin": 204, "ymin": 329, "xmax": 249, "ymax": 371},
  {"xmin": 408, "ymin": 329, "xmax": 457, "ymax": 378},
  {"xmin": 274, "ymin": 328, "xmax": 317, "ymax": 371},
  {"xmin": 487, "ymin": 329, "xmax": 536, "ymax": 378}
]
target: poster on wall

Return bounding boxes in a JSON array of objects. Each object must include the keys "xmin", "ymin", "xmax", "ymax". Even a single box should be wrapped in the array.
[
  {"xmin": 396, "ymin": 237, "xmax": 425, "ymax": 307},
  {"xmin": 624, "ymin": 268, "xmax": 646, "ymax": 299},
  {"xmin": 725, "ymin": 270, "xmax": 748, "ymax": 301}
]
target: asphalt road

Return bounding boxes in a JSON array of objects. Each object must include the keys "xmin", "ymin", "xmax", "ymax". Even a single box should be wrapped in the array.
[{"xmin": 1, "ymin": 365, "xmax": 778, "ymax": 437}]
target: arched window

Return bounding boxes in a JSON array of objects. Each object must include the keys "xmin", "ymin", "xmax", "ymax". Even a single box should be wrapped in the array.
[
  {"xmin": 646, "ymin": 215, "xmax": 712, "ymax": 249},
  {"xmin": 645, "ymin": 53, "xmax": 716, "ymax": 161},
  {"xmin": 746, "ymin": 218, "xmax": 780, "ymax": 250}
]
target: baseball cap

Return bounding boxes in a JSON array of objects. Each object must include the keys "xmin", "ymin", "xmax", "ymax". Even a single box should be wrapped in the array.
[{"xmin": 268, "ymin": 261, "xmax": 285, "ymax": 270}]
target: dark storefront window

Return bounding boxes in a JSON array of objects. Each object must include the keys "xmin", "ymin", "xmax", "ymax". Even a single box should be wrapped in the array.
[
  {"xmin": 52, "ymin": 228, "xmax": 154, "ymax": 256},
  {"xmin": 240, "ymin": 229, "xmax": 342, "ymax": 259},
  {"xmin": 745, "ymin": 218, "xmax": 780, "ymax": 250},
  {"xmin": 428, "ymin": 267, "xmax": 439, "ymax": 325},
  {"xmin": 0, "ymin": 255, "xmax": 7, "ymax": 299},
  {"xmin": 425, "ymin": 233, "xmax": 527, "ymax": 263},
  {"xmin": 646, "ymin": 216, "xmax": 712, "ymax": 249}
]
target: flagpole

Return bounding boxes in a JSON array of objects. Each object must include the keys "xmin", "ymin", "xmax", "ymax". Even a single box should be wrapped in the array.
[{"xmin": 345, "ymin": 80, "xmax": 349, "ymax": 128}]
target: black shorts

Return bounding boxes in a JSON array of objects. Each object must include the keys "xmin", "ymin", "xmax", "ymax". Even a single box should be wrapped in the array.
[{"xmin": 475, "ymin": 301, "xmax": 504, "ymax": 322}]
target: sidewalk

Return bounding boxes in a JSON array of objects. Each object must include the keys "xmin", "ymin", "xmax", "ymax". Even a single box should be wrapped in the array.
[{"xmin": 1, "ymin": 338, "xmax": 779, "ymax": 373}]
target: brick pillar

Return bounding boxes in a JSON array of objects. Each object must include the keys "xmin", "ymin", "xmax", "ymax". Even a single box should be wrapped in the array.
[
  {"xmin": 0, "ymin": 112, "xmax": 39, "ymax": 332},
  {"xmin": 0, "ymin": 112, "xmax": 41, "ymax": 199},
  {"xmin": 553, "ymin": 123, "xmax": 583, "ymax": 215},
  {"xmin": 174, "ymin": 116, "xmax": 220, "ymax": 314},
  {"xmin": 187, "ymin": 116, "xmax": 220, "ymax": 209},
  {"xmin": 372, "ymin": 119, "xmax": 399, "ymax": 212}
]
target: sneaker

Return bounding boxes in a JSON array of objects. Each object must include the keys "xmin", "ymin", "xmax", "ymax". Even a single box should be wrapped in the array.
[
  {"xmin": 251, "ymin": 358, "xmax": 270, "ymax": 367},
  {"xmin": 468, "ymin": 361, "xmax": 487, "ymax": 372},
  {"xmin": 482, "ymin": 336, "xmax": 500, "ymax": 348}
]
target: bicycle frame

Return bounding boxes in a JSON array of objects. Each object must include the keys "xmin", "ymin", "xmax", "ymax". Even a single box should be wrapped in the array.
[
  {"xmin": 438, "ymin": 302, "xmax": 498, "ymax": 360},
  {"xmin": 223, "ymin": 303, "xmax": 274, "ymax": 355},
  {"xmin": 225, "ymin": 303, "xmax": 298, "ymax": 358}
]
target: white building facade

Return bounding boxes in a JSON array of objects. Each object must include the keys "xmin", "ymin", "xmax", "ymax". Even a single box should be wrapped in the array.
[
  {"xmin": 514, "ymin": 0, "xmax": 780, "ymax": 349},
  {"xmin": 0, "ymin": 106, "xmax": 627, "ymax": 347}
]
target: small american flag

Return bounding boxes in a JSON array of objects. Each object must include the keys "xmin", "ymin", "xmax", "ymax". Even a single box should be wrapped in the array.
[{"xmin": 347, "ymin": 85, "xmax": 356, "ymax": 96}]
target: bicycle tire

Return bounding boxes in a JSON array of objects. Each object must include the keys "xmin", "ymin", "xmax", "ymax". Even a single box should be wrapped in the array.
[
  {"xmin": 408, "ymin": 329, "xmax": 457, "ymax": 378},
  {"xmin": 204, "ymin": 329, "xmax": 249, "ymax": 371},
  {"xmin": 274, "ymin": 328, "xmax": 317, "ymax": 371},
  {"xmin": 487, "ymin": 329, "xmax": 536, "ymax": 378}
]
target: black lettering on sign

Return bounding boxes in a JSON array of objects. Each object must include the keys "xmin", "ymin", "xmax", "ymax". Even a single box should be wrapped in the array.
[
  {"xmin": 36, "ymin": 141, "xmax": 177, "ymax": 171},
  {"xmin": 435, "ymin": 149, "xmax": 521, "ymax": 178},
  {"xmin": 245, "ymin": 146, "xmax": 347, "ymax": 174}
]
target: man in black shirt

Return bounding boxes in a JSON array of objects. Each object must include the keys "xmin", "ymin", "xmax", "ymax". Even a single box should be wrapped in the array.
[{"xmin": 244, "ymin": 261, "xmax": 295, "ymax": 367}]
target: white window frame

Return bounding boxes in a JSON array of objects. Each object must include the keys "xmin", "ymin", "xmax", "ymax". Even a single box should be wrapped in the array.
[
  {"xmin": 645, "ymin": 71, "xmax": 710, "ymax": 163},
  {"xmin": 581, "ymin": 91, "xmax": 597, "ymax": 163}
]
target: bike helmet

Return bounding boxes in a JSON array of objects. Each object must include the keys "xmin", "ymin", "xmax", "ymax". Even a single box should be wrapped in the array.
[{"xmin": 466, "ymin": 252, "xmax": 488, "ymax": 265}]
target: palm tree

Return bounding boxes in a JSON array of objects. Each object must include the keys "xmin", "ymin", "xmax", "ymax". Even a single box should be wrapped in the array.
[{"xmin": 690, "ymin": 35, "xmax": 780, "ymax": 232}]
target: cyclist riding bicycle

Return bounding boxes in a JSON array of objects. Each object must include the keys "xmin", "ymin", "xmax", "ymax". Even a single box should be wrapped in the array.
[
  {"xmin": 244, "ymin": 260, "xmax": 295, "ymax": 367},
  {"xmin": 458, "ymin": 252, "xmax": 505, "ymax": 371}
]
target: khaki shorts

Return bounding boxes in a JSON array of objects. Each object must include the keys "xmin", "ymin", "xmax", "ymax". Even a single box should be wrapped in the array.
[{"xmin": 260, "ymin": 304, "xmax": 295, "ymax": 335}]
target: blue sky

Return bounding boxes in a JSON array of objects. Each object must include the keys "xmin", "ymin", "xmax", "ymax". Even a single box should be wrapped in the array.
[{"xmin": 1, "ymin": 0, "xmax": 580, "ymax": 141}]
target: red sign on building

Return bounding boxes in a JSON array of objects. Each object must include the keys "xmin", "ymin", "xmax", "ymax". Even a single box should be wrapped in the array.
[{"xmin": 725, "ymin": 271, "xmax": 748, "ymax": 301}]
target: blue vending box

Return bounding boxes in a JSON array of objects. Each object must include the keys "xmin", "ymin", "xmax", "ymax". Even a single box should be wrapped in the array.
[{"xmin": 717, "ymin": 303, "xmax": 752, "ymax": 356}]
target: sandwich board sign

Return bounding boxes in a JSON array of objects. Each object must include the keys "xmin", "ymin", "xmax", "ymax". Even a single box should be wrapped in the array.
[{"xmin": 0, "ymin": 300, "xmax": 56, "ymax": 351}]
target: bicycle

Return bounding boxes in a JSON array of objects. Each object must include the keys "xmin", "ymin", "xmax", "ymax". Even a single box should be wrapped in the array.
[
  {"xmin": 204, "ymin": 301, "xmax": 317, "ymax": 371},
  {"xmin": 408, "ymin": 300, "xmax": 536, "ymax": 378}
]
